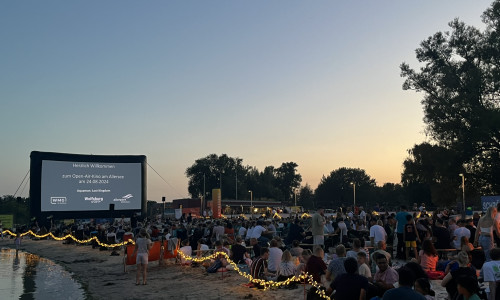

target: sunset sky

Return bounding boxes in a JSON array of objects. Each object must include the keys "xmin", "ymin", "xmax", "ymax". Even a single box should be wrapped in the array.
[{"xmin": 0, "ymin": 1, "xmax": 490, "ymax": 202}]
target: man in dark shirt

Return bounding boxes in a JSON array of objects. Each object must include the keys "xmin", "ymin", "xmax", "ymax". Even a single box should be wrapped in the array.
[
  {"xmin": 231, "ymin": 236, "xmax": 248, "ymax": 264},
  {"xmin": 285, "ymin": 218, "xmax": 305, "ymax": 246},
  {"xmin": 465, "ymin": 218, "xmax": 476, "ymax": 243},
  {"xmin": 432, "ymin": 218, "xmax": 451, "ymax": 250},
  {"xmin": 250, "ymin": 238, "xmax": 261, "ymax": 259},
  {"xmin": 306, "ymin": 247, "xmax": 327, "ymax": 283},
  {"xmin": 327, "ymin": 257, "xmax": 369, "ymax": 300},
  {"xmin": 384, "ymin": 216, "xmax": 395, "ymax": 245}
]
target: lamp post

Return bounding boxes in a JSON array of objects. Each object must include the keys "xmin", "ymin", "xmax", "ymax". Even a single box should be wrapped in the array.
[
  {"xmin": 459, "ymin": 173, "xmax": 465, "ymax": 217},
  {"xmin": 248, "ymin": 190, "xmax": 253, "ymax": 219},
  {"xmin": 294, "ymin": 188, "xmax": 297, "ymax": 207},
  {"xmin": 162, "ymin": 196, "xmax": 166, "ymax": 221},
  {"xmin": 202, "ymin": 173, "xmax": 206, "ymax": 214},
  {"xmin": 351, "ymin": 182, "xmax": 356, "ymax": 210}
]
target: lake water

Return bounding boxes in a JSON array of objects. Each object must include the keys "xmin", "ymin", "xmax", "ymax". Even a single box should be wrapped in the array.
[{"xmin": 0, "ymin": 248, "xmax": 87, "ymax": 300}]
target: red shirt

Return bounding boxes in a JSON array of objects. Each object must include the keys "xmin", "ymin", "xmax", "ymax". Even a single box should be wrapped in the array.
[{"xmin": 306, "ymin": 255, "xmax": 327, "ymax": 283}]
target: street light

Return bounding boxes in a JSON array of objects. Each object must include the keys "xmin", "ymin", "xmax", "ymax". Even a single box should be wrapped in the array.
[
  {"xmin": 294, "ymin": 188, "xmax": 298, "ymax": 207},
  {"xmin": 351, "ymin": 182, "xmax": 356, "ymax": 209},
  {"xmin": 248, "ymin": 190, "xmax": 253, "ymax": 218},
  {"xmin": 459, "ymin": 173, "xmax": 465, "ymax": 217}
]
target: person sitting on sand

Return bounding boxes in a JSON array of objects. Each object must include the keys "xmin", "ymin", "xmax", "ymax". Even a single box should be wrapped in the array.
[
  {"xmin": 250, "ymin": 247, "xmax": 270, "ymax": 288},
  {"xmin": 327, "ymin": 257, "xmax": 369, "ymax": 300},
  {"xmin": 296, "ymin": 249, "xmax": 312, "ymax": 274},
  {"xmin": 382, "ymin": 266, "xmax": 425, "ymax": 300},
  {"xmin": 178, "ymin": 239, "xmax": 192, "ymax": 265},
  {"xmin": 306, "ymin": 246, "xmax": 327, "ymax": 284},
  {"xmin": 230, "ymin": 236, "xmax": 249, "ymax": 265},
  {"xmin": 196, "ymin": 238, "xmax": 209, "ymax": 258},
  {"xmin": 456, "ymin": 275, "xmax": 481, "ymax": 300},
  {"xmin": 132, "ymin": 228, "xmax": 152, "ymax": 285}
]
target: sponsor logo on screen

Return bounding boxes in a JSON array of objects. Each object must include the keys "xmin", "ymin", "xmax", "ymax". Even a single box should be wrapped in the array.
[
  {"xmin": 85, "ymin": 197, "xmax": 104, "ymax": 204},
  {"xmin": 51, "ymin": 197, "xmax": 67, "ymax": 205},
  {"xmin": 114, "ymin": 194, "xmax": 133, "ymax": 204}
]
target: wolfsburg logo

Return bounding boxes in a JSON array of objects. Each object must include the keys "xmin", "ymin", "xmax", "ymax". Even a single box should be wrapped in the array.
[
  {"xmin": 51, "ymin": 197, "xmax": 67, "ymax": 205},
  {"xmin": 114, "ymin": 194, "xmax": 133, "ymax": 204}
]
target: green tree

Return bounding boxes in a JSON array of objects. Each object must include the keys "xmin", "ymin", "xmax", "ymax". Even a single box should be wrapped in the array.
[
  {"xmin": 315, "ymin": 168, "xmax": 376, "ymax": 209},
  {"xmin": 297, "ymin": 184, "xmax": 315, "ymax": 209},
  {"xmin": 185, "ymin": 155, "xmax": 302, "ymax": 202},
  {"xmin": 401, "ymin": 143, "xmax": 463, "ymax": 206},
  {"xmin": 400, "ymin": 0, "xmax": 500, "ymax": 195},
  {"xmin": 275, "ymin": 162, "xmax": 302, "ymax": 203},
  {"xmin": 375, "ymin": 183, "xmax": 407, "ymax": 211},
  {"xmin": 0, "ymin": 195, "xmax": 30, "ymax": 226},
  {"xmin": 185, "ymin": 154, "xmax": 246, "ymax": 200}
]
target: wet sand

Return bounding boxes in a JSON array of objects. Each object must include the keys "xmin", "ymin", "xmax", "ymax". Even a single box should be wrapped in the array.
[{"xmin": 0, "ymin": 238, "xmax": 307, "ymax": 300}]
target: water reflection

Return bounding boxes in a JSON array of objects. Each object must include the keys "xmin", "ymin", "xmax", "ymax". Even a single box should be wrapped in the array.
[{"xmin": 0, "ymin": 248, "xmax": 86, "ymax": 300}]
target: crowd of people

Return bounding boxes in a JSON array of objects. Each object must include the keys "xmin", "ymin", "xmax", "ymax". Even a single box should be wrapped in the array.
[{"xmin": 7, "ymin": 202, "xmax": 500, "ymax": 300}]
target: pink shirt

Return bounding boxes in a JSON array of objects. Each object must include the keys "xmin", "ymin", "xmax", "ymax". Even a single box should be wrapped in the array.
[
  {"xmin": 374, "ymin": 267, "xmax": 398, "ymax": 286},
  {"xmin": 419, "ymin": 250, "xmax": 438, "ymax": 271}
]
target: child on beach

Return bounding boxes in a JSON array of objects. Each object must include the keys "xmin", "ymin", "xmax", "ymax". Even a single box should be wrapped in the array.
[
  {"xmin": 15, "ymin": 234, "xmax": 22, "ymax": 254},
  {"xmin": 404, "ymin": 214, "xmax": 420, "ymax": 260},
  {"xmin": 357, "ymin": 251, "xmax": 371, "ymax": 280},
  {"xmin": 132, "ymin": 228, "xmax": 152, "ymax": 285}
]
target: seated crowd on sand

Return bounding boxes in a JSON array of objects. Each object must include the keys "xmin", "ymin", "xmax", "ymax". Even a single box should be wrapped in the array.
[{"xmin": 7, "ymin": 202, "xmax": 500, "ymax": 300}]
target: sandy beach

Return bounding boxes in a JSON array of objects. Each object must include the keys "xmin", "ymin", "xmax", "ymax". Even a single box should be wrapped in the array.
[{"xmin": 0, "ymin": 238, "xmax": 308, "ymax": 300}]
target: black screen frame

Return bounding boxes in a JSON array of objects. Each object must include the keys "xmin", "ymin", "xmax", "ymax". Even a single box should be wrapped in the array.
[{"xmin": 30, "ymin": 151, "xmax": 147, "ymax": 220}]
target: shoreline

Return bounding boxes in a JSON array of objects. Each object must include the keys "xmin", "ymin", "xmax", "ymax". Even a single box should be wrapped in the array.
[{"xmin": 0, "ymin": 238, "xmax": 304, "ymax": 300}]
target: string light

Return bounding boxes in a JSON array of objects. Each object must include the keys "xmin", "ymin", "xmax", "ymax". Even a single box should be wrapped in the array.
[
  {"xmin": 177, "ymin": 250, "xmax": 331, "ymax": 299},
  {"xmin": 1, "ymin": 230, "xmax": 135, "ymax": 247},
  {"xmin": 300, "ymin": 213, "xmax": 312, "ymax": 218},
  {"xmin": 1, "ymin": 230, "xmax": 330, "ymax": 299}
]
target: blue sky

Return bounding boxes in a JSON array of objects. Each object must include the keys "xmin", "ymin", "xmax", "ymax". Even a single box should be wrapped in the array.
[{"xmin": 0, "ymin": 1, "xmax": 490, "ymax": 202}]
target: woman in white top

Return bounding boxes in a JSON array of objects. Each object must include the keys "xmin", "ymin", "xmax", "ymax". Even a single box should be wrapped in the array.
[
  {"xmin": 133, "ymin": 228, "xmax": 152, "ymax": 285},
  {"xmin": 277, "ymin": 250, "xmax": 297, "ymax": 280},
  {"xmin": 474, "ymin": 206, "xmax": 496, "ymax": 261}
]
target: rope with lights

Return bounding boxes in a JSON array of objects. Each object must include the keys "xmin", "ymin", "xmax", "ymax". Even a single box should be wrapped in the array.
[{"xmin": 1, "ymin": 229, "xmax": 330, "ymax": 299}]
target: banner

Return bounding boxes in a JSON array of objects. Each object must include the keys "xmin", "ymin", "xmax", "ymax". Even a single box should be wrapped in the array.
[
  {"xmin": 212, "ymin": 189, "xmax": 221, "ymax": 218},
  {"xmin": 481, "ymin": 196, "xmax": 500, "ymax": 211}
]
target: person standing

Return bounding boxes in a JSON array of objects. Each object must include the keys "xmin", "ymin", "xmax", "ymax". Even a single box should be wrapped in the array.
[
  {"xmin": 335, "ymin": 217, "xmax": 348, "ymax": 245},
  {"xmin": 370, "ymin": 219, "xmax": 387, "ymax": 247},
  {"xmin": 495, "ymin": 202, "xmax": 500, "ymax": 248},
  {"xmin": 395, "ymin": 205, "xmax": 410, "ymax": 259},
  {"xmin": 311, "ymin": 207, "xmax": 326, "ymax": 247},
  {"xmin": 474, "ymin": 206, "xmax": 496, "ymax": 261},
  {"xmin": 404, "ymin": 214, "xmax": 421, "ymax": 261},
  {"xmin": 133, "ymin": 228, "xmax": 152, "ymax": 285}
]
